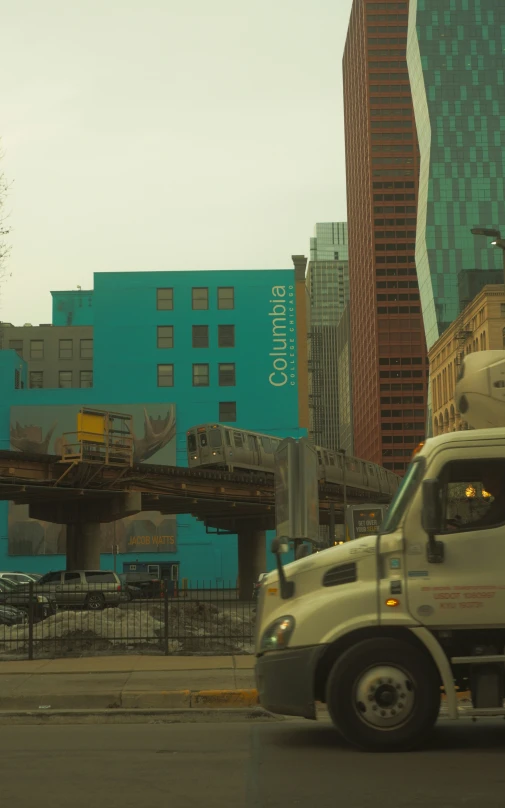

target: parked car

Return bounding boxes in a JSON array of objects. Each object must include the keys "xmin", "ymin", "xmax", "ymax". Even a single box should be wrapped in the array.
[
  {"xmin": 0, "ymin": 604, "xmax": 27, "ymax": 626},
  {"xmin": 252, "ymin": 572, "xmax": 268, "ymax": 601},
  {"xmin": 0, "ymin": 578, "xmax": 54, "ymax": 622},
  {"xmin": 0, "ymin": 572, "xmax": 43, "ymax": 586},
  {"xmin": 119, "ymin": 573, "xmax": 165, "ymax": 600},
  {"xmin": 24, "ymin": 570, "xmax": 123, "ymax": 611}
]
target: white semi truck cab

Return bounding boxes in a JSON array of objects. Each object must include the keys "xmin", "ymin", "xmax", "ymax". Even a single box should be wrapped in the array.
[{"xmin": 255, "ymin": 350, "xmax": 505, "ymax": 751}]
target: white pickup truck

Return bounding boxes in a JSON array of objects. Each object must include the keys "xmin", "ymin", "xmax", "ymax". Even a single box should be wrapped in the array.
[{"xmin": 255, "ymin": 350, "xmax": 505, "ymax": 751}]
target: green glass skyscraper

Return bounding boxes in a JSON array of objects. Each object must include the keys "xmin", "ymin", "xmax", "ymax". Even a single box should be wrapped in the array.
[{"xmin": 407, "ymin": 0, "xmax": 505, "ymax": 349}]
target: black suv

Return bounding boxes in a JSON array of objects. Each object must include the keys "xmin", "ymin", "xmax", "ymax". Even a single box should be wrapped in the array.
[{"xmin": 119, "ymin": 573, "xmax": 165, "ymax": 600}]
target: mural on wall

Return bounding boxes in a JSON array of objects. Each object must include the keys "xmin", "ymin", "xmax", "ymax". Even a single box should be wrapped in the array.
[{"xmin": 8, "ymin": 404, "xmax": 177, "ymax": 557}]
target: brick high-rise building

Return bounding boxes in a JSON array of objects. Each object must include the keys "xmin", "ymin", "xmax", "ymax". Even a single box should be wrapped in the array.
[{"xmin": 343, "ymin": 0, "xmax": 428, "ymax": 474}]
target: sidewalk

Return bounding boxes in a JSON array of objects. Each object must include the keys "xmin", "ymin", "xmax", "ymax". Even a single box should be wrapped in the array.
[{"xmin": 0, "ymin": 655, "xmax": 258, "ymax": 712}]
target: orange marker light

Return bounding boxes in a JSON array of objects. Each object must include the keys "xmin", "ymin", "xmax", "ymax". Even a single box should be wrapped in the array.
[
  {"xmin": 385, "ymin": 598, "xmax": 400, "ymax": 608},
  {"xmin": 412, "ymin": 442, "xmax": 424, "ymax": 459}
]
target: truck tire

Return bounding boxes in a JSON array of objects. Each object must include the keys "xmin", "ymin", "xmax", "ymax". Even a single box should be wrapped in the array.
[{"xmin": 325, "ymin": 637, "xmax": 440, "ymax": 752}]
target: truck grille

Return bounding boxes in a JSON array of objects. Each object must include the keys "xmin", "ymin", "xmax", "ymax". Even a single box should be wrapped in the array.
[{"xmin": 322, "ymin": 563, "xmax": 357, "ymax": 587}]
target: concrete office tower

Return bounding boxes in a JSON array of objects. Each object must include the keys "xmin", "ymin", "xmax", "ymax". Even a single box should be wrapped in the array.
[
  {"xmin": 343, "ymin": 0, "xmax": 428, "ymax": 473},
  {"xmin": 306, "ymin": 223, "xmax": 351, "ymax": 452},
  {"xmin": 407, "ymin": 0, "xmax": 505, "ymax": 350}
]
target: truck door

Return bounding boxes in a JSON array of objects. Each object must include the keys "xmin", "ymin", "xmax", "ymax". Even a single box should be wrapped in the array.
[{"xmin": 405, "ymin": 455, "xmax": 505, "ymax": 628}]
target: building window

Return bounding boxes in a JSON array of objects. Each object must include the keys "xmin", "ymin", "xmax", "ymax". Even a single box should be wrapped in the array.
[
  {"xmin": 9, "ymin": 340, "xmax": 23, "ymax": 356},
  {"xmin": 219, "ymin": 363, "xmax": 236, "ymax": 386},
  {"xmin": 157, "ymin": 325, "xmax": 174, "ymax": 349},
  {"xmin": 30, "ymin": 340, "xmax": 44, "ymax": 359},
  {"xmin": 80, "ymin": 339, "xmax": 93, "ymax": 359},
  {"xmin": 29, "ymin": 371, "xmax": 43, "ymax": 389},
  {"xmin": 193, "ymin": 364, "xmax": 209, "ymax": 386},
  {"xmin": 157, "ymin": 288, "xmax": 174, "ymax": 310},
  {"xmin": 219, "ymin": 401, "xmax": 236, "ymax": 422},
  {"xmin": 157, "ymin": 364, "xmax": 174, "ymax": 387},
  {"xmin": 59, "ymin": 370, "xmax": 72, "ymax": 388},
  {"xmin": 59, "ymin": 339, "xmax": 73, "ymax": 359},
  {"xmin": 192, "ymin": 325, "xmax": 209, "ymax": 348},
  {"xmin": 217, "ymin": 287, "xmax": 234, "ymax": 310},
  {"xmin": 80, "ymin": 370, "xmax": 93, "ymax": 388},
  {"xmin": 218, "ymin": 324, "xmax": 235, "ymax": 348},
  {"xmin": 192, "ymin": 287, "xmax": 208, "ymax": 310}
]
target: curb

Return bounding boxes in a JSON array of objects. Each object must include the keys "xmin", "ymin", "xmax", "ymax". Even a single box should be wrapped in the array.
[
  {"xmin": 0, "ymin": 689, "xmax": 260, "ymax": 712},
  {"xmin": 0, "ymin": 688, "xmax": 470, "ymax": 712},
  {"xmin": 0, "ymin": 707, "xmax": 278, "ymax": 725}
]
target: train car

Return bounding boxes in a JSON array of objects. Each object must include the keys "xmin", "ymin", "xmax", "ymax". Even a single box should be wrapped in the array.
[
  {"xmin": 187, "ymin": 423, "xmax": 279, "ymax": 475},
  {"xmin": 315, "ymin": 448, "xmax": 400, "ymax": 497},
  {"xmin": 186, "ymin": 423, "xmax": 401, "ymax": 496}
]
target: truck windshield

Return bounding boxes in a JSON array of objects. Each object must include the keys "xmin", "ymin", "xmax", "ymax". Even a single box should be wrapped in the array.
[{"xmin": 380, "ymin": 458, "xmax": 424, "ymax": 534}]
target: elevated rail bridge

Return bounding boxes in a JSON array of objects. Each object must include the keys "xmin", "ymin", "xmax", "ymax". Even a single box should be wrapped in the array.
[{"xmin": 0, "ymin": 448, "xmax": 394, "ymax": 598}]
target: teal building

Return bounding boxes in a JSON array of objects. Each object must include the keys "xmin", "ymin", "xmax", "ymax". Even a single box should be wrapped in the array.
[
  {"xmin": 0, "ymin": 269, "xmax": 307, "ymax": 581},
  {"xmin": 407, "ymin": 0, "xmax": 505, "ymax": 349}
]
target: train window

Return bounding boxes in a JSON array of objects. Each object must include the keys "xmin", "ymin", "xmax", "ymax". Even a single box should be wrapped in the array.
[
  {"xmin": 225, "ymin": 431, "xmax": 231, "ymax": 446},
  {"xmin": 368, "ymin": 465, "xmax": 375, "ymax": 475},
  {"xmin": 328, "ymin": 454, "xmax": 335, "ymax": 466},
  {"xmin": 209, "ymin": 429, "xmax": 222, "ymax": 448},
  {"xmin": 261, "ymin": 436, "xmax": 272, "ymax": 453},
  {"xmin": 233, "ymin": 432, "xmax": 243, "ymax": 448},
  {"xmin": 323, "ymin": 452, "xmax": 329, "ymax": 464},
  {"xmin": 187, "ymin": 434, "xmax": 197, "ymax": 452},
  {"xmin": 199, "ymin": 433, "xmax": 208, "ymax": 447},
  {"xmin": 248, "ymin": 435, "xmax": 256, "ymax": 451}
]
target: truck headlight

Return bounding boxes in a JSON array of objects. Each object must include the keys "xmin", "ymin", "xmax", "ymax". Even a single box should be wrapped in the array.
[{"xmin": 260, "ymin": 616, "xmax": 295, "ymax": 652}]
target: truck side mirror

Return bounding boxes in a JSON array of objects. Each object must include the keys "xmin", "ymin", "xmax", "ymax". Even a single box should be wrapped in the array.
[
  {"xmin": 270, "ymin": 536, "xmax": 294, "ymax": 599},
  {"xmin": 421, "ymin": 479, "xmax": 445, "ymax": 564},
  {"xmin": 421, "ymin": 479, "xmax": 442, "ymax": 534}
]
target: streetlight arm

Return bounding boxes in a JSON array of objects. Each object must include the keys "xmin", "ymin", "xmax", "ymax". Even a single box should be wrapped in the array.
[{"xmin": 471, "ymin": 227, "xmax": 501, "ymax": 238}]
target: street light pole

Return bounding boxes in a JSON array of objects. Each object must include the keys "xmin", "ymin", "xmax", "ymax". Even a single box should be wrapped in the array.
[{"xmin": 470, "ymin": 227, "xmax": 505, "ymax": 284}]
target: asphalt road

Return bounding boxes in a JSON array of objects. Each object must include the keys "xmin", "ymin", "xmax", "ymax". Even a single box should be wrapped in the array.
[{"xmin": 3, "ymin": 718, "xmax": 505, "ymax": 808}]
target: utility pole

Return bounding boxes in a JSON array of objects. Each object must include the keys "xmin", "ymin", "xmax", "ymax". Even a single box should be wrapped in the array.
[{"xmin": 339, "ymin": 448, "xmax": 347, "ymax": 541}]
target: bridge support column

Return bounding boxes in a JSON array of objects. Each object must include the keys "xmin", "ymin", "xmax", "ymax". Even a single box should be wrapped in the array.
[
  {"xmin": 66, "ymin": 523, "xmax": 101, "ymax": 571},
  {"xmin": 237, "ymin": 527, "xmax": 266, "ymax": 601}
]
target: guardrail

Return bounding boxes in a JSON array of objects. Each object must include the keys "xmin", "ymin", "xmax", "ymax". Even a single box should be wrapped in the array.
[{"xmin": 0, "ymin": 581, "xmax": 255, "ymax": 660}]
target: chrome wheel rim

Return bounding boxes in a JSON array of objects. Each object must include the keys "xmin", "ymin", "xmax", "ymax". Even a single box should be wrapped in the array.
[{"xmin": 353, "ymin": 665, "xmax": 416, "ymax": 730}]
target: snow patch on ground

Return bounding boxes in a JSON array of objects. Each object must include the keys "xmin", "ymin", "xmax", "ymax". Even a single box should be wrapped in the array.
[{"xmin": 0, "ymin": 601, "xmax": 254, "ymax": 658}]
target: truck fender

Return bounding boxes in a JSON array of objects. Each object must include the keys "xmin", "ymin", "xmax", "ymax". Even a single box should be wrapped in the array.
[{"xmin": 410, "ymin": 626, "xmax": 458, "ymax": 719}]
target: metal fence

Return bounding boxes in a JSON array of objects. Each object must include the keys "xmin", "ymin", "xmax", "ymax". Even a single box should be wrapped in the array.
[{"xmin": 0, "ymin": 580, "xmax": 255, "ymax": 660}]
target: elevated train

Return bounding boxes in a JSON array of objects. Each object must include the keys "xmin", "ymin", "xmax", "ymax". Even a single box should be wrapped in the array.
[{"xmin": 186, "ymin": 423, "xmax": 401, "ymax": 497}]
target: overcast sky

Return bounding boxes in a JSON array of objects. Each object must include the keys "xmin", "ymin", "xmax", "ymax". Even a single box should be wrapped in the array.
[{"xmin": 1, "ymin": 0, "xmax": 353, "ymax": 325}]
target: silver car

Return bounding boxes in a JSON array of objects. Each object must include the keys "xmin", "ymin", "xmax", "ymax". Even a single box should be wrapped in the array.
[
  {"xmin": 0, "ymin": 572, "xmax": 41, "ymax": 586},
  {"xmin": 28, "ymin": 570, "xmax": 123, "ymax": 611}
]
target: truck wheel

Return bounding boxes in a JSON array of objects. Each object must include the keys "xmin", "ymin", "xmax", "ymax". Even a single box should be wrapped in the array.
[{"xmin": 325, "ymin": 637, "xmax": 440, "ymax": 752}]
